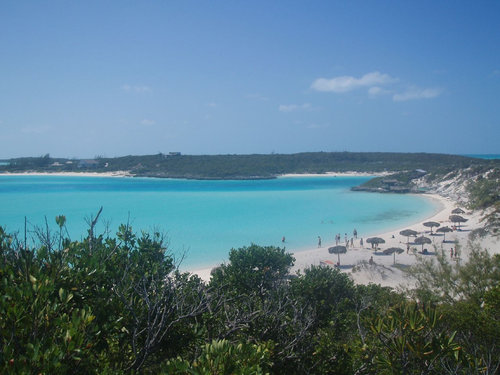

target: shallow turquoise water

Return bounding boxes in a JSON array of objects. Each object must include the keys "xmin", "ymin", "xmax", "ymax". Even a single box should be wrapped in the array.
[{"xmin": 0, "ymin": 175, "xmax": 439, "ymax": 269}]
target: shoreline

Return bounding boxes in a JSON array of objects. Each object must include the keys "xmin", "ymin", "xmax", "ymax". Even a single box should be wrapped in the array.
[
  {"xmin": 278, "ymin": 171, "xmax": 389, "ymax": 178},
  {"xmin": 190, "ymin": 192, "xmax": 495, "ymax": 287},
  {"xmin": 0, "ymin": 171, "xmax": 133, "ymax": 178},
  {"xmin": 1, "ymin": 170, "xmax": 387, "ymax": 179},
  {"xmin": 2, "ymin": 171, "xmax": 495, "ymax": 287}
]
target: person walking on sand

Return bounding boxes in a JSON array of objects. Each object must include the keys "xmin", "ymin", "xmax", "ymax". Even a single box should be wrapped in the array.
[
  {"xmin": 318, "ymin": 236, "xmax": 322, "ymax": 248},
  {"xmin": 353, "ymin": 229, "xmax": 357, "ymax": 239},
  {"xmin": 350, "ymin": 238, "xmax": 354, "ymax": 247},
  {"xmin": 360, "ymin": 238, "xmax": 363, "ymax": 247}
]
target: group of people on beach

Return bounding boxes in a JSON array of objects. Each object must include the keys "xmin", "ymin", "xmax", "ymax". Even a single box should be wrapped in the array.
[
  {"xmin": 286, "ymin": 229, "xmax": 362, "ymax": 250},
  {"xmin": 318, "ymin": 229, "xmax": 360, "ymax": 249},
  {"xmin": 449, "ymin": 247, "xmax": 459, "ymax": 258}
]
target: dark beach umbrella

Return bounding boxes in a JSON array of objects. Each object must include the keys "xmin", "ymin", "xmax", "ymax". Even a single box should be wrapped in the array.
[
  {"xmin": 414, "ymin": 236, "xmax": 432, "ymax": 251},
  {"xmin": 449, "ymin": 215, "xmax": 468, "ymax": 229},
  {"xmin": 383, "ymin": 247, "xmax": 405, "ymax": 264},
  {"xmin": 452, "ymin": 208, "xmax": 465, "ymax": 215},
  {"xmin": 436, "ymin": 226, "xmax": 453, "ymax": 241},
  {"xmin": 423, "ymin": 221, "xmax": 440, "ymax": 234},
  {"xmin": 399, "ymin": 229, "xmax": 418, "ymax": 243},
  {"xmin": 366, "ymin": 237, "xmax": 385, "ymax": 249},
  {"xmin": 328, "ymin": 245, "xmax": 347, "ymax": 264}
]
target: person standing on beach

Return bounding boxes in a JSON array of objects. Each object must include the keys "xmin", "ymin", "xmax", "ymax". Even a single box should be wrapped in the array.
[
  {"xmin": 350, "ymin": 237, "xmax": 354, "ymax": 247},
  {"xmin": 318, "ymin": 236, "xmax": 322, "ymax": 248},
  {"xmin": 360, "ymin": 238, "xmax": 363, "ymax": 247},
  {"xmin": 353, "ymin": 229, "xmax": 357, "ymax": 239}
]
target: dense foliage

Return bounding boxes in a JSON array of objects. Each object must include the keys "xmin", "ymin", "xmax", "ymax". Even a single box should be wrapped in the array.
[
  {"xmin": 2, "ymin": 152, "xmax": 497, "ymax": 179},
  {"xmin": 1, "ymin": 219, "xmax": 499, "ymax": 374},
  {"xmin": 468, "ymin": 168, "xmax": 500, "ymax": 236}
]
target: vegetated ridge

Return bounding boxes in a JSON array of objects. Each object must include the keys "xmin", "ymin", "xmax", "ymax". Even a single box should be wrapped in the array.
[{"xmin": 1, "ymin": 152, "xmax": 497, "ymax": 180}]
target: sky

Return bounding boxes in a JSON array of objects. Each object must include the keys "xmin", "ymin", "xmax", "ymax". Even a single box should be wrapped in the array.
[{"xmin": 1, "ymin": 1, "xmax": 499, "ymax": 158}]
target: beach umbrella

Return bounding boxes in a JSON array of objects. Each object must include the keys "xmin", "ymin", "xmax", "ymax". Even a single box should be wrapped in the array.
[
  {"xmin": 399, "ymin": 229, "xmax": 418, "ymax": 243},
  {"xmin": 366, "ymin": 237, "xmax": 385, "ymax": 250},
  {"xmin": 436, "ymin": 226, "xmax": 453, "ymax": 241},
  {"xmin": 328, "ymin": 245, "xmax": 347, "ymax": 264},
  {"xmin": 414, "ymin": 236, "xmax": 432, "ymax": 252},
  {"xmin": 423, "ymin": 221, "xmax": 440, "ymax": 234},
  {"xmin": 383, "ymin": 247, "xmax": 405, "ymax": 265},
  {"xmin": 449, "ymin": 214, "xmax": 468, "ymax": 229},
  {"xmin": 451, "ymin": 208, "xmax": 465, "ymax": 215}
]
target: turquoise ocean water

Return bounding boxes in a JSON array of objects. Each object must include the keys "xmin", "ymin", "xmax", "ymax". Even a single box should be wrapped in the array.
[
  {"xmin": 463, "ymin": 154, "xmax": 500, "ymax": 160},
  {"xmin": 0, "ymin": 175, "xmax": 439, "ymax": 269}
]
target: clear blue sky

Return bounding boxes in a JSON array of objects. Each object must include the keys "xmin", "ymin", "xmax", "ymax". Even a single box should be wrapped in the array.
[{"xmin": 1, "ymin": 1, "xmax": 499, "ymax": 158}]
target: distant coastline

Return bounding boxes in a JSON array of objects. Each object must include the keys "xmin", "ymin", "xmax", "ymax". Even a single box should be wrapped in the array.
[
  {"xmin": 0, "ymin": 170, "xmax": 389, "ymax": 181},
  {"xmin": 0, "ymin": 171, "xmax": 133, "ymax": 178}
]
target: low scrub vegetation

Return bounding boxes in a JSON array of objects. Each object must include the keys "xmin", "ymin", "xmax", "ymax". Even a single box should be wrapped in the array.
[{"xmin": 1, "ymin": 215, "xmax": 499, "ymax": 374}]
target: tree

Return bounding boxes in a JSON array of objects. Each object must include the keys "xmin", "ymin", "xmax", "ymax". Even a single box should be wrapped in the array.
[
  {"xmin": 370, "ymin": 303, "xmax": 461, "ymax": 374},
  {"xmin": 210, "ymin": 244, "xmax": 295, "ymax": 296},
  {"xmin": 290, "ymin": 266, "xmax": 358, "ymax": 374},
  {"xmin": 407, "ymin": 242, "xmax": 500, "ymax": 305},
  {"xmin": 291, "ymin": 265, "xmax": 355, "ymax": 327},
  {"xmin": 164, "ymin": 339, "xmax": 273, "ymax": 375},
  {"xmin": 480, "ymin": 201, "xmax": 500, "ymax": 237}
]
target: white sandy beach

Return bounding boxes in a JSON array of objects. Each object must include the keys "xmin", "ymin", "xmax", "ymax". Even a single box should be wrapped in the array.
[
  {"xmin": 3, "ymin": 170, "xmax": 498, "ymax": 288},
  {"xmin": 192, "ymin": 192, "xmax": 499, "ymax": 288},
  {"xmin": 2, "ymin": 171, "xmax": 384, "ymax": 179},
  {"xmin": 0, "ymin": 171, "xmax": 133, "ymax": 178}
]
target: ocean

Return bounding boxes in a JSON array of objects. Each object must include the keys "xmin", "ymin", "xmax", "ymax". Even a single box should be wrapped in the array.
[
  {"xmin": 0, "ymin": 175, "xmax": 439, "ymax": 269},
  {"xmin": 463, "ymin": 154, "xmax": 500, "ymax": 160}
]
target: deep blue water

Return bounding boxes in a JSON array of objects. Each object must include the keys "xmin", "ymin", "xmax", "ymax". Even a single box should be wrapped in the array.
[{"xmin": 0, "ymin": 175, "xmax": 439, "ymax": 269}]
